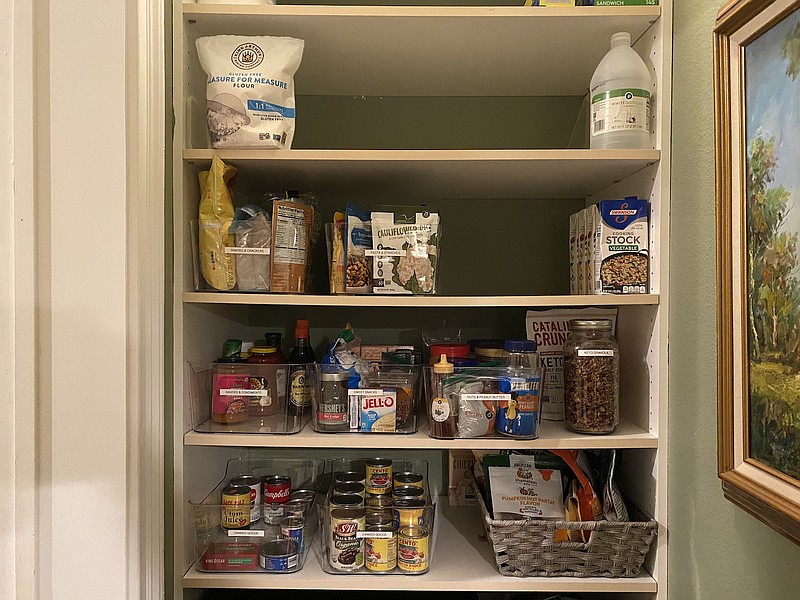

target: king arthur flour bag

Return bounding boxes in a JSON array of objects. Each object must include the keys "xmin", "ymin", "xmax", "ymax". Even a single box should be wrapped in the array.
[{"xmin": 196, "ymin": 35, "xmax": 304, "ymax": 149}]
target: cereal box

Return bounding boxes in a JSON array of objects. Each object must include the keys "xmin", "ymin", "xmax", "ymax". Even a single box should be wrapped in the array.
[{"xmin": 593, "ymin": 197, "xmax": 649, "ymax": 294}]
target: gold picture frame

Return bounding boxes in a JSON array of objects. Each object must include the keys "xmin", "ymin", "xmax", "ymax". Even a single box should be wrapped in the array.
[{"xmin": 715, "ymin": 0, "xmax": 800, "ymax": 545}]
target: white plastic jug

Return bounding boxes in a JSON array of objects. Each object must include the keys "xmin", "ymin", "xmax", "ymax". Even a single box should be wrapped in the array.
[{"xmin": 589, "ymin": 32, "xmax": 653, "ymax": 150}]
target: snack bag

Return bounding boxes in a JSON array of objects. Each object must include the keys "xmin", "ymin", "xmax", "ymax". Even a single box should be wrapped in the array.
[{"xmin": 198, "ymin": 155, "xmax": 237, "ymax": 291}]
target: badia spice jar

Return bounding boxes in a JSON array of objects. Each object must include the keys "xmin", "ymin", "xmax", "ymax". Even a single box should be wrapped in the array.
[{"xmin": 563, "ymin": 319, "xmax": 619, "ymax": 434}]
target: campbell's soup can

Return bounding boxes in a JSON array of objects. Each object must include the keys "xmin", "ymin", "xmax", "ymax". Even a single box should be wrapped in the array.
[
  {"xmin": 393, "ymin": 472, "xmax": 424, "ymax": 490},
  {"xmin": 230, "ymin": 475, "xmax": 261, "ymax": 524},
  {"xmin": 329, "ymin": 508, "xmax": 365, "ymax": 571},
  {"xmin": 263, "ymin": 475, "xmax": 292, "ymax": 504},
  {"xmin": 262, "ymin": 475, "xmax": 292, "ymax": 523},
  {"xmin": 221, "ymin": 485, "xmax": 251, "ymax": 530},
  {"xmin": 366, "ymin": 458, "xmax": 393, "ymax": 495},
  {"xmin": 365, "ymin": 524, "xmax": 397, "ymax": 572},
  {"xmin": 398, "ymin": 525, "xmax": 429, "ymax": 573},
  {"xmin": 393, "ymin": 497, "xmax": 426, "ymax": 529}
]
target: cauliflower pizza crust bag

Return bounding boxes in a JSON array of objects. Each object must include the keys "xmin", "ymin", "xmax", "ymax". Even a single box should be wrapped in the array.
[
  {"xmin": 370, "ymin": 209, "xmax": 440, "ymax": 295},
  {"xmin": 195, "ymin": 35, "xmax": 304, "ymax": 149}
]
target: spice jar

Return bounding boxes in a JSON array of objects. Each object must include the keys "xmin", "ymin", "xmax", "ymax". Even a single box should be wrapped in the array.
[{"xmin": 563, "ymin": 319, "xmax": 619, "ymax": 434}]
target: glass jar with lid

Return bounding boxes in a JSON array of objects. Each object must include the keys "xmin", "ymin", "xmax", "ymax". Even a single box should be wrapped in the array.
[{"xmin": 563, "ymin": 319, "xmax": 619, "ymax": 434}]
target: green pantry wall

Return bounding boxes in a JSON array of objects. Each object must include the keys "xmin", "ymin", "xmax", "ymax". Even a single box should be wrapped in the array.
[
  {"xmin": 169, "ymin": 1, "xmax": 800, "ymax": 598},
  {"xmin": 670, "ymin": 0, "xmax": 800, "ymax": 598}
]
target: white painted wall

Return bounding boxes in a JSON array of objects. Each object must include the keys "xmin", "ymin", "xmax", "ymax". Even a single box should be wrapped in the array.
[{"xmin": 2, "ymin": 0, "xmax": 165, "ymax": 597}]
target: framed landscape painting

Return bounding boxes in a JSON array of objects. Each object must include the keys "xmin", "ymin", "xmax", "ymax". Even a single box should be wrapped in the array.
[{"xmin": 715, "ymin": 0, "xmax": 800, "ymax": 545}]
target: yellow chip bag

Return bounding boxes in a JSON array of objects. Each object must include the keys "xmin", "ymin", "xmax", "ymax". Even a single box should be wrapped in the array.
[{"xmin": 198, "ymin": 155, "xmax": 237, "ymax": 291}]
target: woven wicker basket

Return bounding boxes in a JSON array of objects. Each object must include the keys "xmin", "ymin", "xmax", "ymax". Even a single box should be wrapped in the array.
[{"xmin": 475, "ymin": 484, "xmax": 657, "ymax": 578}]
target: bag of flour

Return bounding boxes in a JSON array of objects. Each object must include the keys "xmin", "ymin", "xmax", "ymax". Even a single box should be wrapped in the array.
[{"xmin": 195, "ymin": 35, "xmax": 304, "ymax": 149}]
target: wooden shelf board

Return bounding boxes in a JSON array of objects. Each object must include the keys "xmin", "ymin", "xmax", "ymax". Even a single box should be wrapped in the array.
[
  {"xmin": 184, "ymin": 418, "xmax": 657, "ymax": 450},
  {"xmin": 182, "ymin": 503, "xmax": 657, "ymax": 592},
  {"xmin": 182, "ymin": 292, "xmax": 659, "ymax": 308},
  {"xmin": 181, "ymin": 6, "xmax": 661, "ymax": 97},
  {"xmin": 182, "ymin": 149, "xmax": 660, "ymax": 199}
]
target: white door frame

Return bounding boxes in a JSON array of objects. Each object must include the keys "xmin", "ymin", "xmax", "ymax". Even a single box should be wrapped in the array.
[{"xmin": 2, "ymin": 0, "xmax": 167, "ymax": 597}]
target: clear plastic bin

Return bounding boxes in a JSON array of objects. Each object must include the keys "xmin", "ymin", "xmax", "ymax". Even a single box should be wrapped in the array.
[
  {"xmin": 309, "ymin": 364, "xmax": 423, "ymax": 434},
  {"xmin": 426, "ymin": 365, "xmax": 544, "ymax": 440},
  {"xmin": 317, "ymin": 458, "xmax": 436, "ymax": 575},
  {"xmin": 189, "ymin": 457, "xmax": 326, "ymax": 574},
  {"xmin": 187, "ymin": 362, "xmax": 312, "ymax": 434}
]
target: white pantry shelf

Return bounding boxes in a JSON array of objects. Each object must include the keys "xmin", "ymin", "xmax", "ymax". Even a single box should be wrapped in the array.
[
  {"xmin": 184, "ymin": 418, "xmax": 657, "ymax": 450},
  {"xmin": 182, "ymin": 148, "xmax": 661, "ymax": 199},
  {"xmin": 182, "ymin": 503, "xmax": 657, "ymax": 593},
  {"xmin": 182, "ymin": 5, "xmax": 660, "ymax": 97},
  {"xmin": 182, "ymin": 292, "xmax": 660, "ymax": 308}
]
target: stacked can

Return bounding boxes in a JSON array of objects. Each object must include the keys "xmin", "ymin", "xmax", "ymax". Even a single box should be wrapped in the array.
[{"xmin": 262, "ymin": 475, "xmax": 292, "ymax": 524}]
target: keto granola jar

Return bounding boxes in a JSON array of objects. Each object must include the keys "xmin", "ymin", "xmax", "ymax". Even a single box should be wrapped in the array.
[{"xmin": 563, "ymin": 319, "xmax": 619, "ymax": 434}]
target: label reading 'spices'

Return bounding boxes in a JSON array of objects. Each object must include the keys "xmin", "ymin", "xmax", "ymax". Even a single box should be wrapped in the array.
[{"xmin": 591, "ymin": 88, "xmax": 651, "ymax": 136}]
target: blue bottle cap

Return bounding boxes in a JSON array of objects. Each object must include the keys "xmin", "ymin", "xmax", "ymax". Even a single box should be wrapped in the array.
[{"xmin": 504, "ymin": 339, "xmax": 537, "ymax": 353}]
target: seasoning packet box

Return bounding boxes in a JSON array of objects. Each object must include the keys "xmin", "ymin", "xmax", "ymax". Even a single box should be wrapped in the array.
[{"xmin": 593, "ymin": 196, "xmax": 649, "ymax": 294}]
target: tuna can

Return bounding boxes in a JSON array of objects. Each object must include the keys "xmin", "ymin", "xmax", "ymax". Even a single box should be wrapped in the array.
[
  {"xmin": 334, "ymin": 481, "xmax": 365, "ymax": 498},
  {"xmin": 329, "ymin": 508, "xmax": 365, "ymax": 571},
  {"xmin": 230, "ymin": 475, "xmax": 262, "ymax": 524},
  {"xmin": 393, "ymin": 497, "xmax": 427, "ymax": 529},
  {"xmin": 365, "ymin": 524, "xmax": 397, "ymax": 572},
  {"xmin": 392, "ymin": 485, "xmax": 425, "ymax": 502},
  {"xmin": 284, "ymin": 498, "xmax": 310, "ymax": 518},
  {"xmin": 290, "ymin": 489, "xmax": 317, "ymax": 504},
  {"xmin": 221, "ymin": 485, "xmax": 251, "ymax": 530},
  {"xmin": 398, "ymin": 525, "xmax": 429, "ymax": 573},
  {"xmin": 393, "ymin": 472, "xmax": 424, "ymax": 490},
  {"xmin": 334, "ymin": 469, "xmax": 366, "ymax": 486},
  {"xmin": 259, "ymin": 538, "xmax": 299, "ymax": 572},
  {"xmin": 366, "ymin": 458, "xmax": 393, "ymax": 495},
  {"xmin": 330, "ymin": 494, "xmax": 364, "ymax": 510},
  {"xmin": 280, "ymin": 515, "xmax": 304, "ymax": 552},
  {"xmin": 366, "ymin": 493, "xmax": 393, "ymax": 509}
]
